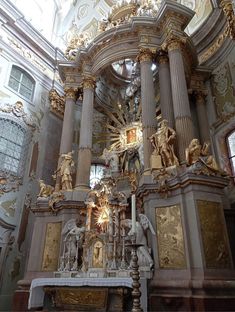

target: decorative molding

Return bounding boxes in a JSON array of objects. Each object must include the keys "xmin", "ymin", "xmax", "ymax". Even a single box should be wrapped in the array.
[
  {"xmin": 0, "ymin": 101, "xmax": 37, "ymax": 129},
  {"xmin": 0, "ymin": 170, "xmax": 22, "ymax": 196},
  {"xmin": 220, "ymin": 0, "xmax": 235, "ymax": 40}
]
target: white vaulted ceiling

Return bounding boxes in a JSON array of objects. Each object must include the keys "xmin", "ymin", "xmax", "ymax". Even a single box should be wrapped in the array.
[{"xmin": 9, "ymin": 0, "xmax": 213, "ymax": 51}]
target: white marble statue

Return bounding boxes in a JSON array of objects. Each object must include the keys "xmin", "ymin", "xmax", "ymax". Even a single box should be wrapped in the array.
[
  {"xmin": 121, "ymin": 213, "xmax": 156, "ymax": 268},
  {"xmin": 59, "ymin": 219, "xmax": 85, "ymax": 271}
]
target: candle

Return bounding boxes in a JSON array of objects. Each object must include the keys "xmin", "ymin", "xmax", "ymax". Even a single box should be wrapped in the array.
[{"xmin": 131, "ymin": 194, "xmax": 136, "ymax": 234}]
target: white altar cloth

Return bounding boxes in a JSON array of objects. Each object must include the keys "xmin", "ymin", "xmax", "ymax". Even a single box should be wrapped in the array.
[{"xmin": 28, "ymin": 277, "xmax": 133, "ymax": 309}]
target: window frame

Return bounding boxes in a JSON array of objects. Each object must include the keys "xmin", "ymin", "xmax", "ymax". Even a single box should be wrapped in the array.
[
  {"xmin": 226, "ymin": 129, "xmax": 235, "ymax": 179},
  {"xmin": 0, "ymin": 116, "xmax": 31, "ymax": 177},
  {"xmin": 7, "ymin": 65, "xmax": 35, "ymax": 102}
]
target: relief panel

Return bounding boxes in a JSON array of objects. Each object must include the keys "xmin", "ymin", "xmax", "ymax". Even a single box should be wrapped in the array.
[
  {"xmin": 197, "ymin": 200, "xmax": 231, "ymax": 269},
  {"xmin": 156, "ymin": 205, "xmax": 187, "ymax": 269}
]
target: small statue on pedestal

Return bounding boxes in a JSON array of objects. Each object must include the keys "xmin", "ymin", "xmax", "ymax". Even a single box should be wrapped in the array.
[
  {"xmin": 59, "ymin": 151, "xmax": 75, "ymax": 191},
  {"xmin": 37, "ymin": 179, "xmax": 54, "ymax": 198}
]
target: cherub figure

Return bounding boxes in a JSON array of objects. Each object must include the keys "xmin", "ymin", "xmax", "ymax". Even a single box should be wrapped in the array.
[{"xmin": 38, "ymin": 180, "xmax": 54, "ymax": 198}]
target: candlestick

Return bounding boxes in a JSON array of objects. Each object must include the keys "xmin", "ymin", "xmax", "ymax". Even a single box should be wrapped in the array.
[{"xmin": 131, "ymin": 194, "xmax": 136, "ymax": 234}]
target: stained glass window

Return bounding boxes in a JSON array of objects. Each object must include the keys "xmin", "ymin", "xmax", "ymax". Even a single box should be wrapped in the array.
[
  {"xmin": 8, "ymin": 66, "xmax": 35, "ymax": 101},
  {"xmin": 0, "ymin": 118, "xmax": 29, "ymax": 176}
]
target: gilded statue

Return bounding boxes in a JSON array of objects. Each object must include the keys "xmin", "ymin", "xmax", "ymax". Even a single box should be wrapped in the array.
[
  {"xmin": 185, "ymin": 139, "xmax": 221, "ymax": 174},
  {"xmin": 38, "ymin": 179, "xmax": 54, "ymax": 198},
  {"xmin": 149, "ymin": 119, "xmax": 179, "ymax": 168},
  {"xmin": 59, "ymin": 152, "xmax": 75, "ymax": 191}
]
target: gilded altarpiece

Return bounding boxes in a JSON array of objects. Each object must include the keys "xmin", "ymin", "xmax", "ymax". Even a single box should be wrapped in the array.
[
  {"xmin": 42, "ymin": 222, "xmax": 62, "ymax": 271},
  {"xmin": 156, "ymin": 205, "xmax": 187, "ymax": 269},
  {"xmin": 197, "ymin": 200, "xmax": 231, "ymax": 269}
]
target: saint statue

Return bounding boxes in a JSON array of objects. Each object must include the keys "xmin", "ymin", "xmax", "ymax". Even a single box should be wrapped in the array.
[
  {"xmin": 59, "ymin": 152, "xmax": 75, "ymax": 191},
  {"xmin": 38, "ymin": 179, "xmax": 54, "ymax": 198},
  {"xmin": 185, "ymin": 139, "xmax": 221, "ymax": 174},
  {"xmin": 149, "ymin": 119, "xmax": 179, "ymax": 168}
]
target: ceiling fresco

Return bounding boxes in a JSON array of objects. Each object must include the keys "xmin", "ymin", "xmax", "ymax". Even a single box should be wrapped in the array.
[{"xmin": 10, "ymin": 0, "xmax": 213, "ymax": 51}]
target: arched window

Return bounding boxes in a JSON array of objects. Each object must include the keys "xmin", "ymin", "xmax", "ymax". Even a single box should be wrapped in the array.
[
  {"xmin": 227, "ymin": 130, "xmax": 235, "ymax": 177},
  {"xmin": 0, "ymin": 118, "xmax": 29, "ymax": 176},
  {"xmin": 90, "ymin": 164, "xmax": 106, "ymax": 189},
  {"xmin": 8, "ymin": 66, "xmax": 35, "ymax": 101}
]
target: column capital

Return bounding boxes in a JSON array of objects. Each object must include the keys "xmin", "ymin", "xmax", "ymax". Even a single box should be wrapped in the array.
[
  {"xmin": 82, "ymin": 76, "xmax": 96, "ymax": 90},
  {"xmin": 136, "ymin": 48, "xmax": 154, "ymax": 63},
  {"xmin": 194, "ymin": 90, "xmax": 208, "ymax": 103},
  {"xmin": 156, "ymin": 50, "xmax": 169, "ymax": 64},
  {"xmin": 162, "ymin": 35, "xmax": 187, "ymax": 52},
  {"xmin": 64, "ymin": 87, "xmax": 77, "ymax": 100}
]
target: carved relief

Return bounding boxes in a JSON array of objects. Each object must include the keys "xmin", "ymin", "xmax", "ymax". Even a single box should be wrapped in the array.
[
  {"xmin": 156, "ymin": 205, "xmax": 187, "ymax": 269},
  {"xmin": 49, "ymin": 89, "xmax": 65, "ymax": 119},
  {"xmin": 0, "ymin": 101, "xmax": 37, "ymax": 129},
  {"xmin": 49, "ymin": 287, "xmax": 108, "ymax": 308},
  {"xmin": 211, "ymin": 63, "xmax": 235, "ymax": 122},
  {"xmin": 42, "ymin": 222, "xmax": 62, "ymax": 271},
  {"xmin": 197, "ymin": 200, "xmax": 231, "ymax": 269},
  {"xmin": 0, "ymin": 170, "xmax": 22, "ymax": 196}
]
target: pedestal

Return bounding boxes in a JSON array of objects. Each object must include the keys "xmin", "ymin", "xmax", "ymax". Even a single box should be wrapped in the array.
[{"xmin": 138, "ymin": 169, "xmax": 235, "ymax": 311}]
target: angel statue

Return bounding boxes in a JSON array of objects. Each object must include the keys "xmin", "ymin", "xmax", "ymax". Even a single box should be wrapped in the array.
[
  {"xmin": 121, "ymin": 213, "xmax": 156, "ymax": 269},
  {"xmin": 58, "ymin": 219, "xmax": 85, "ymax": 272}
]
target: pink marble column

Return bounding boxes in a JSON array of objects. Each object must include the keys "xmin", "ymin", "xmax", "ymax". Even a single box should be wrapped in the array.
[
  {"xmin": 138, "ymin": 48, "xmax": 157, "ymax": 171},
  {"xmin": 167, "ymin": 39, "xmax": 194, "ymax": 162},
  {"xmin": 76, "ymin": 77, "xmax": 96, "ymax": 189},
  {"xmin": 157, "ymin": 50, "xmax": 174, "ymax": 128}
]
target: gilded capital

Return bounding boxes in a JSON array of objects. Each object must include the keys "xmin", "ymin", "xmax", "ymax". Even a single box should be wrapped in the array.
[
  {"xmin": 64, "ymin": 87, "xmax": 77, "ymax": 100},
  {"xmin": 136, "ymin": 48, "xmax": 153, "ymax": 63},
  {"xmin": 162, "ymin": 34, "xmax": 187, "ymax": 52},
  {"xmin": 156, "ymin": 50, "xmax": 169, "ymax": 65},
  {"xmin": 82, "ymin": 77, "xmax": 96, "ymax": 90},
  {"xmin": 194, "ymin": 90, "xmax": 208, "ymax": 104}
]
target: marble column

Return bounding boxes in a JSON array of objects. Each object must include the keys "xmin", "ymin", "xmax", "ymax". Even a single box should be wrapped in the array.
[
  {"xmin": 60, "ymin": 87, "xmax": 77, "ymax": 154},
  {"xmin": 157, "ymin": 50, "xmax": 174, "ymax": 128},
  {"xmin": 167, "ymin": 39, "xmax": 194, "ymax": 162},
  {"xmin": 76, "ymin": 77, "xmax": 95, "ymax": 189},
  {"xmin": 195, "ymin": 90, "xmax": 211, "ymax": 144},
  {"xmin": 138, "ymin": 48, "xmax": 157, "ymax": 171},
  {"xmin": 55, "ymin": 87, "xmax": 76, "ymax": 191}
]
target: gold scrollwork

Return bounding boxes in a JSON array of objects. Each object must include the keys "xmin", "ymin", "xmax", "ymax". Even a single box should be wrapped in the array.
[
  {"xmin": 220, "ymin": 0, "xmax": 235, "ymax": 40},
  {"xmin": 82, "ymin": 77, "xmax": 96, "ymax": 90},
  {"xmin": 156, "ymin": 205, "xmax": 187, "ymax": 269},
  {"xmin": 197, "ymin": 200, "xmax": 231, "ymax": 269},
  {"xmin": 49, "ymin": 89, "xmax": 65, "ymax": 118},
  {"xmin": 136, "ymin": 48, "xmax": 153, "ymax": 63},
  {"xmin": 64, "ymin": 87, "xmax": 77, "ymax": 100}
]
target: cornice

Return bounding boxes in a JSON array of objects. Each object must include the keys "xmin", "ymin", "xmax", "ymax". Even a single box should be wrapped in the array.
[{"xmin": 0, "ymin": 0, "xmax": 65, "ymax": 65}]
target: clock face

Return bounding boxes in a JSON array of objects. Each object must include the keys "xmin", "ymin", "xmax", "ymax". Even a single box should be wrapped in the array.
[{"xmin": 90, "ymin": 164, "xmax": 105, "ymax": 189}]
